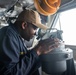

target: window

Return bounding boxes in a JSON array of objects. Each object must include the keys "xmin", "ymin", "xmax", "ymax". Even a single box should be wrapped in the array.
[{"xmin": 55, "ymin": 8, "xmax": 76, "ymax": 45}]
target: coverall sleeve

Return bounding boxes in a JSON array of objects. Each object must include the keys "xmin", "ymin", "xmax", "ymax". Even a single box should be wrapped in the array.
[{"xmin": 0, "ymin": 34, "xmax": 41, "ymax": 75}]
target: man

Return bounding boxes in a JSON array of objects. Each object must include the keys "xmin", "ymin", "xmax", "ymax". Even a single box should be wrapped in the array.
[{"xmin": 0, "ymin": 9, "xmax": 60, "ymax": 75}]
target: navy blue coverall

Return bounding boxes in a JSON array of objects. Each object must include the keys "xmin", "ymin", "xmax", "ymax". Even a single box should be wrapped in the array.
[{"xmin": 0, "ymin": 24, "xmax": 40, "ymax": 75}]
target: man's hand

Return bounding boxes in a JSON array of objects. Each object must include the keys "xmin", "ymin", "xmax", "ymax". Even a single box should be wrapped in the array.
[{"xmin": 34, "ymin": 38, "xmax": 62, "ymax": 55}]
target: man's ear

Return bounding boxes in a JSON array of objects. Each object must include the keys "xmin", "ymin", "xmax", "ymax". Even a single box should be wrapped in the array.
[{"xmin": 21, "ymin": 22, "xmax": 27, "ymax": 29}]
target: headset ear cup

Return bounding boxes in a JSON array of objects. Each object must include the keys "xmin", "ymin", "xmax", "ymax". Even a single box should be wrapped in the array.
[{"xmin": 34, "ymin": 0, "xmax": 61, "ymax": 16}]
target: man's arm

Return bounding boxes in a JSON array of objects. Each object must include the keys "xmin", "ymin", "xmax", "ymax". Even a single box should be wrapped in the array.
[{"xmin": 0, "ymin": 33, "xmax": 40, "ymax": 75}]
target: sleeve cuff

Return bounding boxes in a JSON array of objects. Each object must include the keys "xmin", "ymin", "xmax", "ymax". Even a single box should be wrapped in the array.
[{"xmin": 30, "ymin": 49, "xmax": 39, "ymax": 58}]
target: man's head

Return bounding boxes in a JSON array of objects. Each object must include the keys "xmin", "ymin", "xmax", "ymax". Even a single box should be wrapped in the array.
[{"xmin": 15, "ymin": 9, "xmax": 49, "ymax": 41}]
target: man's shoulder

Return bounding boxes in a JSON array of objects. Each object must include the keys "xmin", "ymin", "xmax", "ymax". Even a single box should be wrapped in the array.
[
  {"xmin": 0, "ymin": 26, "xmax": 8, "ymax": 35},
  {"xmin": 0, "ymin": 25, "xmax": 18, "ymax": 38}
]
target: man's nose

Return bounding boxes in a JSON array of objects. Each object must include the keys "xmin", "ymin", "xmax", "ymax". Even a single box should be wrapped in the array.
[
  {"xmin": 34, "ymin": 30, "xmax": 38, "ymax": 35},
  {"xmin": 34, "ymin": 32, "xmax": 37, "ymax": 35}
]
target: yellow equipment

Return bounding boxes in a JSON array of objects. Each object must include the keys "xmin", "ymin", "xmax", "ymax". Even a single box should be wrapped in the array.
[{"xmin": 34, "ymin": 0, "xmax": 61, "ymax": 16}]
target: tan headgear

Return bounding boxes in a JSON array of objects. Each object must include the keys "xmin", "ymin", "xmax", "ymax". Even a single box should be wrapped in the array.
[{"xmin": 17, "ymin": 9, "xmax": 49, "ymax": 30}]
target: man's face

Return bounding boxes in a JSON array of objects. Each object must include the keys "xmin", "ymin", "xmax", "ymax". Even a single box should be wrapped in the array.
[{"xmin": 21, "ymin": 22, "xmax": 38, "ymax": 41}]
